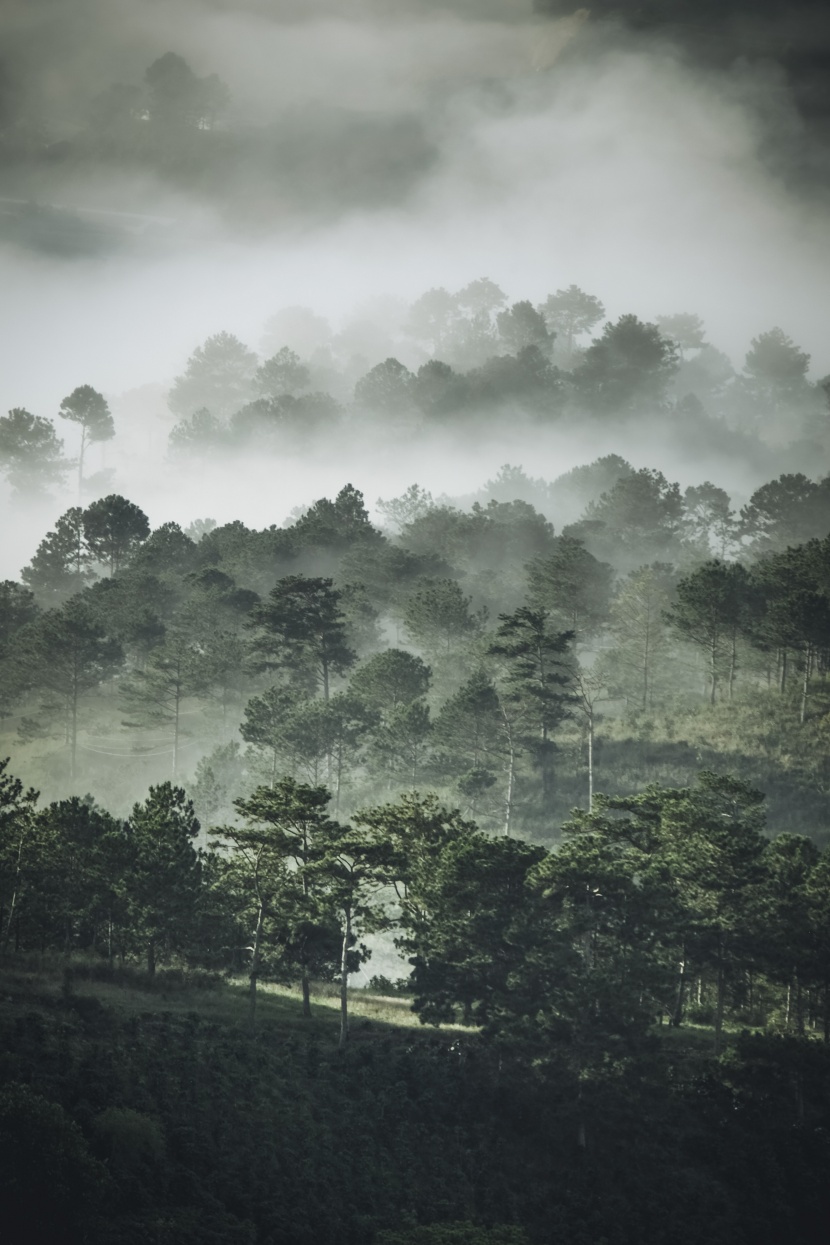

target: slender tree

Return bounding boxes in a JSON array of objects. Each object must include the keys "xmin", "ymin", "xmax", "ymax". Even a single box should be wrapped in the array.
[
  {"xmin": 58, "ymin": 386, "xmax": 114, "ymax": 497},
  {"xmin": 248, "ymin": 576, "xmax": 355, "ymax": 701}
]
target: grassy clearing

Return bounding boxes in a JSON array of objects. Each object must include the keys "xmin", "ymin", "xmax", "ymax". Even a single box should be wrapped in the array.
[
  {"xmin": 0, "ymin": 953, "xmax": 766, "ymax": 1055},
  {"xmin": 0, "ymin": 953, "xmax": 448, "ymax": 1044}
]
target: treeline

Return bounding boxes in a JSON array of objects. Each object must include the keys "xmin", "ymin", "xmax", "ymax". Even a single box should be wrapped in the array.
[
  {"xmin": 3, "ymin": 759, "xmax": 830, "ymax": 1054},
  {"xmin": 4, "ymin": 467, "xmax": 830, "ymax": 832},
  {"xmin": 2, "ymin": 284, "xmax": 828, "ymax": 502}
]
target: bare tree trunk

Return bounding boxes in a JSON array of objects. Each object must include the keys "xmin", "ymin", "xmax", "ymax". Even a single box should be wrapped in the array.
[
  {"xmin": 77, "ymin": 427, "xmax": 87, "ymax": 501},
  {"xmin": 498, "ymin": 699, "xmax": 516, "ymax": 837},
  {"xmin": 0, "ymin": 828, "xmax": 26, "ymax": 952},
  {"xmin": 587, "ymin": 708, "xmax": 594, "ymax": 813},
  {"xmin": 800, "ymin": 644, "xmax": 811, "ymax": 724},
  {"xmin": 503, "ymin": 743, "xmax": 515, "ymax": 837},
  {"xmin": 172, "ymin": 683, "xmax": 182, "ymax": 780},
  {"xmin": 70, "ymin": 681, "xmax": 79, "ymax": 781},
  {"xmin": 671, "ymin": 946, "xmax": 687, "ymax": 1027},
  {"xmin": 714, "ymin": 954, "xmax": 725, "ymax": 1056},
  {"xmin": 249, "ymin": 899, "xmax": 265, "ymax": 1031},
  {"xmin": 339, "ymin": 907, "xmax": 352, "ymax": 1052}
]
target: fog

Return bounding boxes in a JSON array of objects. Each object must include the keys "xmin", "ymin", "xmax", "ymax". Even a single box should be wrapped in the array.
[{"xmin": 2, "ymin": 0, "xmax": 830, "ymax": 575}]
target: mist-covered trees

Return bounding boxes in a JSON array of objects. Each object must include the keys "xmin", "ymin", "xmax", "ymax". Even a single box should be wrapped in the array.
[
  {"xmin": 169, "ymin": 332, "xmax": 258, "ymax": 421},
  {"xmin": 574, "ymin": 315, "xmax": 679, "ymax": 412},
  {"xmin": 19, "ymin": 598, "xmax": 123, "ymax": 778},
  {"xmin": 248, "ymin": 576, "xmax": 356, "ymax": 700},
  {"xmin": 540, "ymin": 284, "xmax": 606, "ymax": 360},
  {"xmin": 57, "ymin": 386, "xmax": 114, "ymax": 496},
  {"xmin": 20, "ymin": 498, "xmax": 150, "ymax": 602},
  {"xmin": 665, "ymin": 561, "xmax": 753, "ymax": 704},
  {"xmin": 0, "ymin": 408, "xmax": 70, "ymax": 497},
  {"xmin": 144, "ymin": 53, "xmax": 229, "ymax": 132},
  {"xmin": 82, "ymin": 495, "xmax": 151, "ymax": 576}
]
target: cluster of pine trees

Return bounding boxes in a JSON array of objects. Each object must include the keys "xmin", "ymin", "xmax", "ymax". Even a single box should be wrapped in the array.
[
  {"xmin": 3, "ymin": 465, "xmax": 830, "ymax": 835},
  {"xmin": 1, "ymin": 279, "xmax": 827, "ymax": 498}
]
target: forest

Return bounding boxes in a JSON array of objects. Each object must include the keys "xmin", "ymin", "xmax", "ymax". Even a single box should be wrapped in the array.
[
  {"xmin": 3, "ymin": 2, "xmax": 830, "ymax": 1244},
  {"xmin": 2, "ymin": 275, "xmax": 830, "ymax": 1244}
]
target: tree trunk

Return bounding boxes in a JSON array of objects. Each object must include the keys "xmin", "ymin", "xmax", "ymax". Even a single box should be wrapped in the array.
[
  {"xmin": 714, "ymin": 956, "xmax": 725, "ymax": 1055},
  {"xmin": 587, "ymin": 709, "xmax": 594, "ymax": 813},
  {"xmin": 70, "ymin": 681, "xmax": 79, "ymax": 781},
  {"xmin": 172, "ymin": 682, "xmax": 182, "ymax": 780},
  {"xmin": 503, "ymin": 742, "xmax": 515, "ymax": 837},
  {"xmin": 728, "ymin": 630, "xmax": 737, "ymax": 702},
  {"xmin": 77, "ymin": 427, "xmax": 87, "ymax": 501},
  {"xmin": 1, "ymin": 828, "xmax": 26, "ymax": 952},
  {"xmin": 301, "ymin": 969, "xmax": 312, "ymax": 1018},
  {"xmin": 780, "ymin": 648, "xmax": 788, "ymax": 694},
  {"xmin": 671, "ymin": 947, "xmax": 687, "ymax": 1027},
  {"xmin": 249, "ymin": 899, "xmax": 265, "ymax": 1031},
  {"xmin": 147, "ymin": 939, "xmax": 156, "ymax": 976},
  {"xmin": 339, "ymin": 907, "xmax": 351, "ymax": 1052},
  {"xmin": 800, "ymin": 644, "xmax": 811, "ymax": 724}
]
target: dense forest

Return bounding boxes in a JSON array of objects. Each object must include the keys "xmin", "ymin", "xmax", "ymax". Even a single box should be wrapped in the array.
[
  {"xmin": 3, "ymin": 3, "xmax": 830, "ymax": 1244},
  {"xmin": 2, "ymin": 278, "xmax": 830, "ymax": 1243}
]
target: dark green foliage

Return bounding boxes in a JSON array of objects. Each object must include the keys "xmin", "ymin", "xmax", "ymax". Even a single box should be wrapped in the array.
[
  {"xmin": 665, "ymin": 560, "xmax": 754, "ymax": 704},
  {"xmin": 0, "ymin": 1082, "xmax": 106, "ymax": 1244},
  {"xmin": 574, "ymin": 314, "xmax": 679, "ymax": 412},
  {"xmin": 354, "ymin": 357, "xmax": 415, "ymax": 415},
  {"xmin": 740, "ymin": 474, "xmax": 830, "ymax": 553},
  {"xmin": 248, "ymin": 575, "xmax": 356, "ymax": 699},
  {"xmin": 16, "ymin": 597, "xmax": 123, "ymax": 778},
  {"xmin": 350, "ymin": 649, "xmax": 431, "ymax": 713},
  {"xmin": 404, "ymin": 579, "xmax": 481, "ymax": 658},
  {"xmin": 21, "ymin": 506, "xmax": 92, "ymax": 603},
  {"xmin": 526, "ymin": 534, "xmax": 612, "ymax": 640},
  {"xmin": 83, "ymin": 495, "xmax": 151, "ymax": 576},
  {"xmin": 126, "ymin": 783, "xmax": 203, "ymax": 973},
  {"xmin": 0, "ymin": 581, "xmax": 38, "ymax": 717}
]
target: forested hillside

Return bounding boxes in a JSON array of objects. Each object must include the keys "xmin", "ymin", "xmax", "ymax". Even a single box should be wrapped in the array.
[
  {"xmin": 3, "ymin": 4, "xmax": 830, "ymax": 1241},
  {"xmin": 2, "ymin": 287, "xmax": 830, "ymax": 1240}
]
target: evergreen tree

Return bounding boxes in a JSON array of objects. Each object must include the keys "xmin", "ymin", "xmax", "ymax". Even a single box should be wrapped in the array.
[
  {"xmin": 58, "ymin": 385, "xmax": 114, "ymax": 497},
  {"xmin": 126, "ymin": 783, "xmax": 202, "ymax": 975},
  {"xmin": 526, "ymin": 535, "xmax": 612, "ymax": 643},
  {"xmin": 488, "ymin": 606, "xmax": 574, "ymax": 827},
  {"xmin": 120, "ymin": 629, "xmax": 206, "ymax": 780},
  {"xmin": 664, "ymin": 560, "xmax": 753, "ymax": 704},
  {"xmin": 247, "ymin": 576, "xmax": 355, "ymax": 700},
  {"xmin": 0, "ymin": 407, "xmax": 71, "ymax": 497},
  {"xmin": 230, "ymin": 778, "xmax": 341, "ymax": 1018},
  {"xmin": 19, "ymin": 597, "xmax": 123, "ymax": 779},
  {"xmin": 21, "ymin": 507, "xmax": 92, "ymax": 604},
  {"xmin": 82, "ymin": 495, "xmax": 150, "ymax": 576}
]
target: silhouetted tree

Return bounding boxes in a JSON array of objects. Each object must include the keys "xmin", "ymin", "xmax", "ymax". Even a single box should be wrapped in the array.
[{"xmin": 58, "ymin": 386, "xmax": 114, "ymax": 497}]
